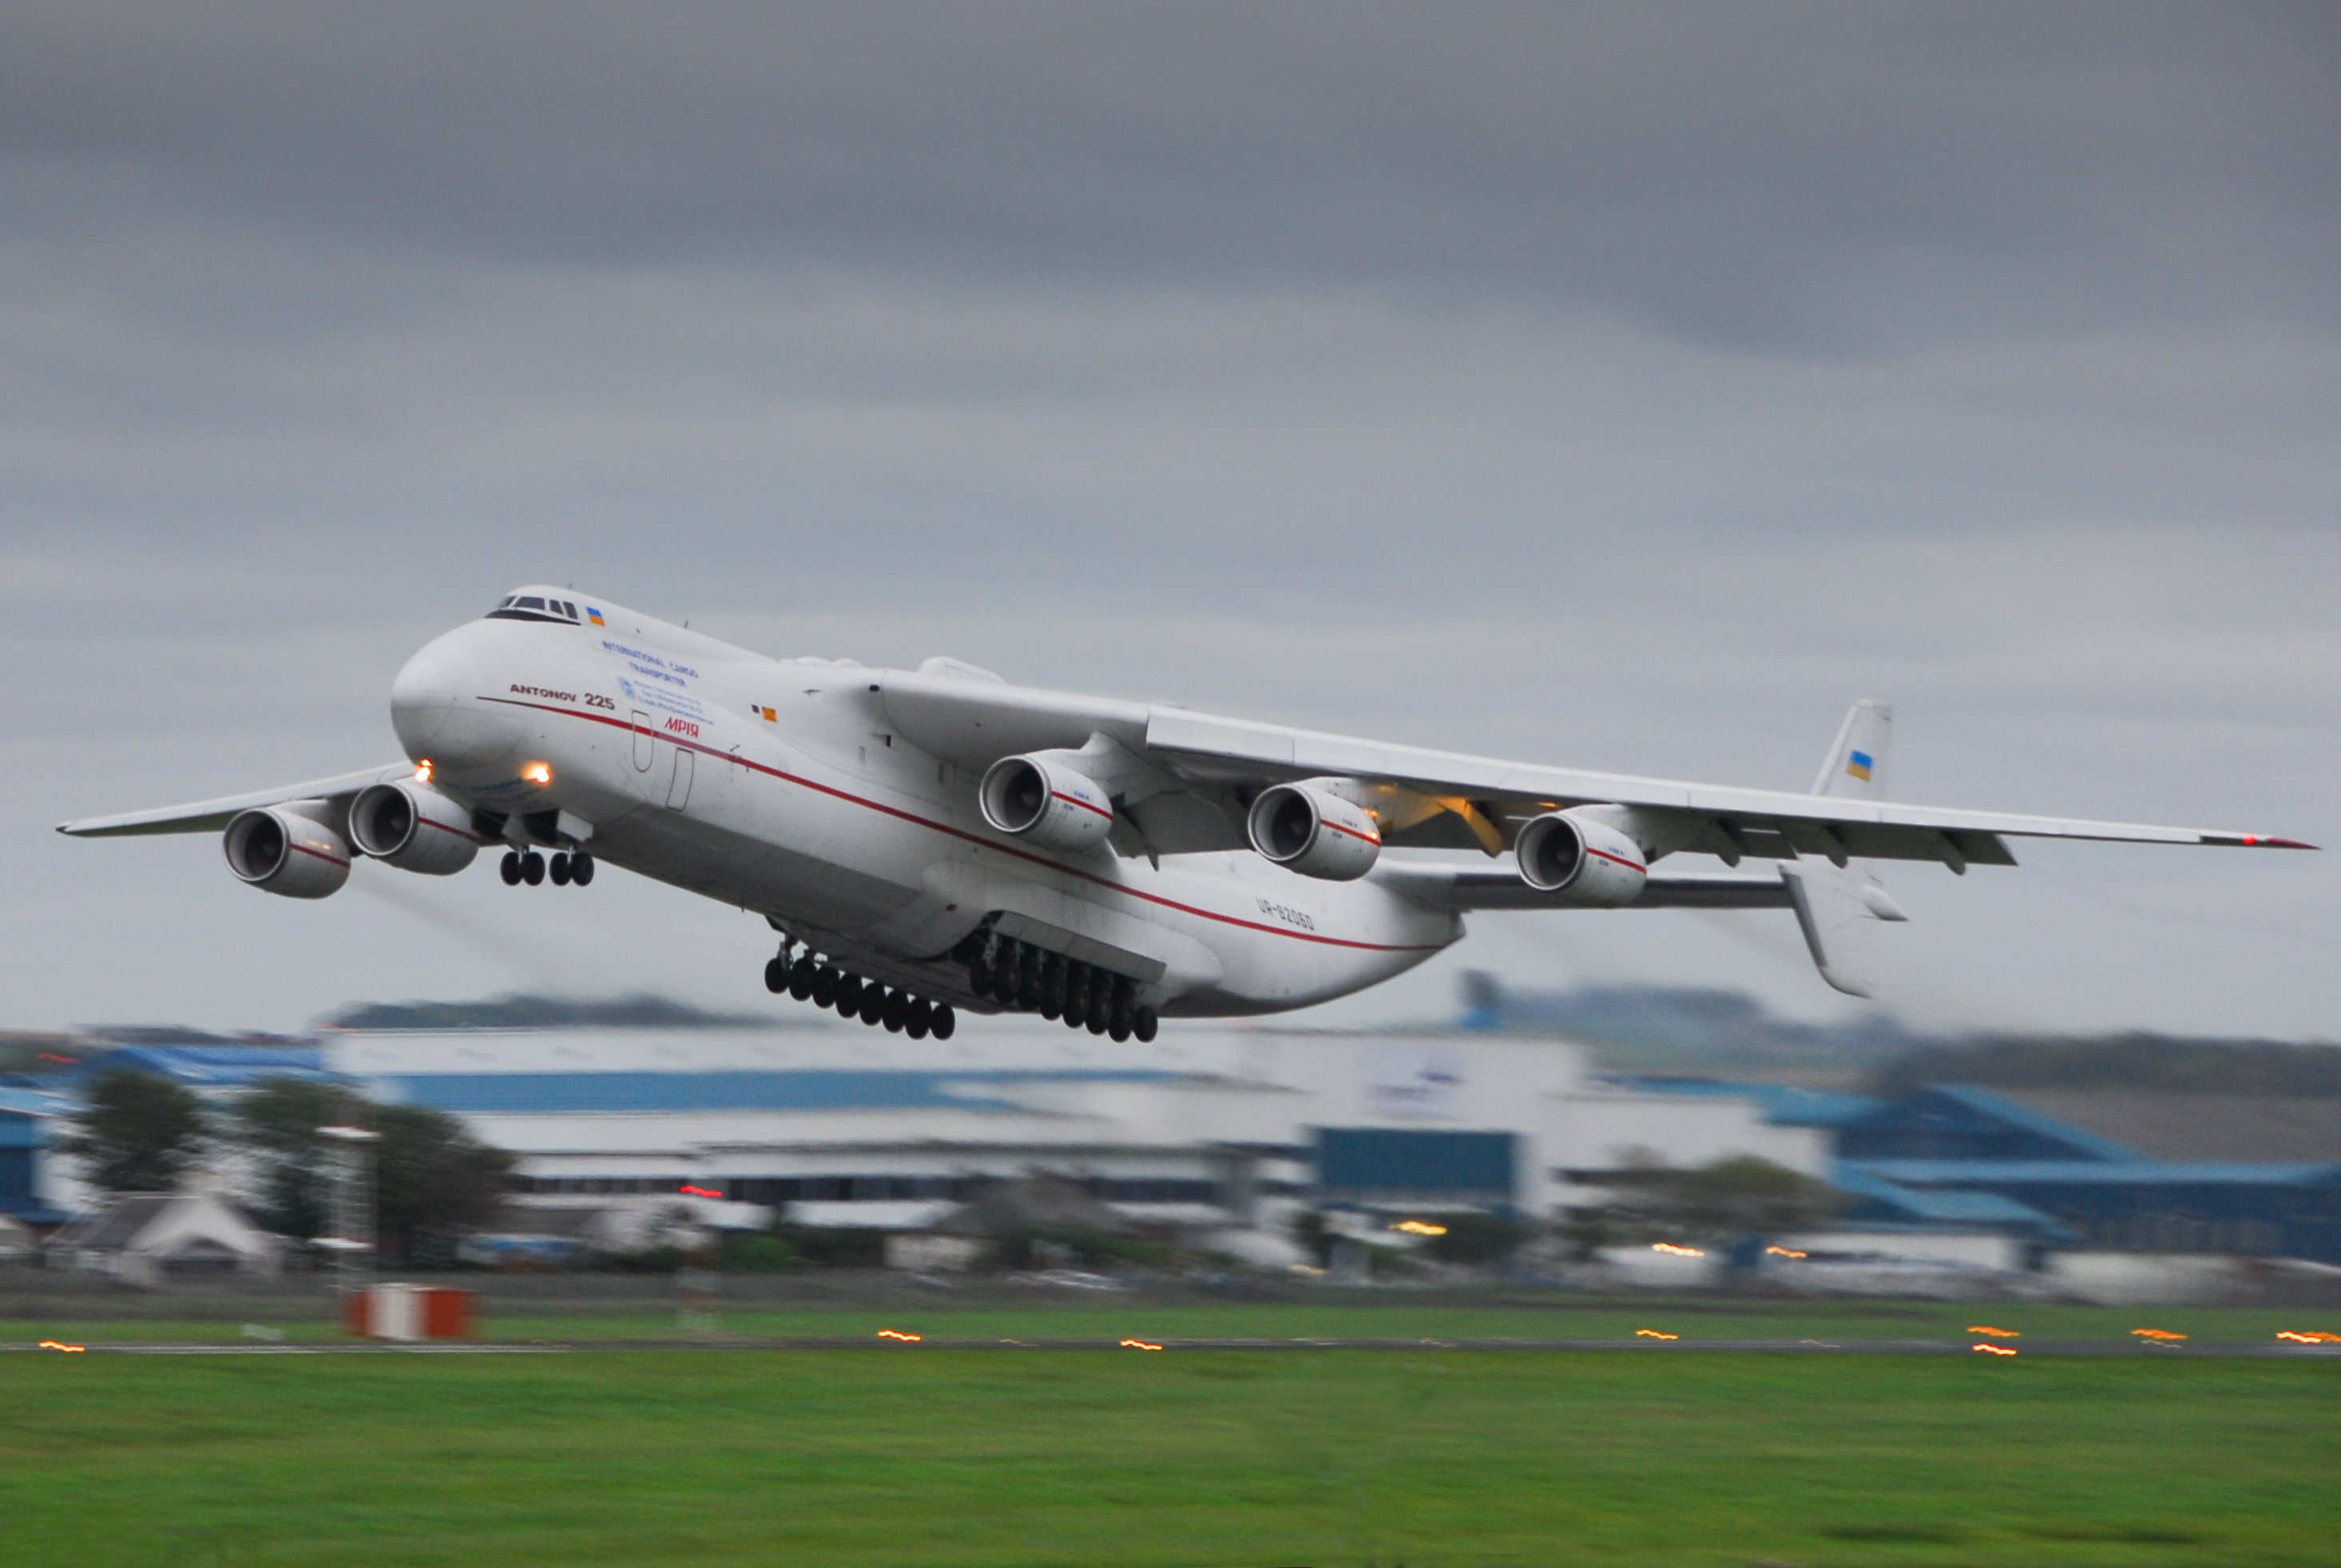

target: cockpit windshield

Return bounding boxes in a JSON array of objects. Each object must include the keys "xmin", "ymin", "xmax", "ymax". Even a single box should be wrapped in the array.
[{"xmin": 486, "ymin": 593, "xmax": 592, "ymax": 625}]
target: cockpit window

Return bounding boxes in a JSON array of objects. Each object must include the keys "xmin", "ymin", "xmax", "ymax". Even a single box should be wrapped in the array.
[{"xmin": 485, "ymin": 593, "xmax": 581, "ymax": 625}]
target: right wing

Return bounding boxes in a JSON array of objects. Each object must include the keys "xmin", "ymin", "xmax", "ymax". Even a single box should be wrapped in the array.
[{"xmin": 57, "ymin": 766, "xmax": 413, "ymax": 838}]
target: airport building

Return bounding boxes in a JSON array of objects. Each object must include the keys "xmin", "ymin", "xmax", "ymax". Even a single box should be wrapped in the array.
[{"xmin": 320, "ymin": 1022, "xmax": 1828, "ymax": 1256}]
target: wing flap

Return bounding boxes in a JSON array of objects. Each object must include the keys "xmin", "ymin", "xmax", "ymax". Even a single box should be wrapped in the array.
[{"xmin": 1379, "ymin": 865, "xmax": 1795, "ymax": 913}]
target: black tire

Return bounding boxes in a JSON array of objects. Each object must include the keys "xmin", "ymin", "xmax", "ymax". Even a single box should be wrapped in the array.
[
  {"xmin": 930, "ymin": 1003, "xmax": 956, "ymax": 1040},
  {"xmin": 1109, "ymin": 1019, "xmax": 1132, "ymax": 1044},
  {"xmin": 859, "ymin": 987, "xmax": 886, "ymax": 1026},
  {"xmin": 764, "ymin": 958, "xmax": 788, "ymax": 994},
  {"xmin": 834, "ymin": 975, "xmax": 863, "ymax": 1014},
  {"xmin": 788, "ymin": 956, "xmax": 817, "ymax": 1001},
  {"xmin": 1089, "ymin": 968, "xmax": 1113, "ymax": 1022},
  {"xmin": 1087, "ymin": 1011, "xmax": 1109, "ymax": 1036},
  {"xmin": 906, "ymin": 999, "xmax": 931, "ymax": 1040},
  {"xmin": 882, "ymin": 990, "xmax": 909, "ymax": 1033},
  {"xmin": 499, "ymin": 851, "xmax": 522, "ymax": 885},
  {"xmin": 570, "ymin": 854, "xmax": 595, "ymax": 886},
  {"xmin": 1133, "ymin": 1007, "xmax": 1158, "ymax": 1043},
  {"xmin": 811, "ymin": 967, "xmax": 839, "ymax": 1007},
  {"xmin": 549, "ymin": 853, "xmax": 572, "ymax": 886},
  {"xmin": 521, "ymin": 851, "xmax": 546, "ymax": 886}
]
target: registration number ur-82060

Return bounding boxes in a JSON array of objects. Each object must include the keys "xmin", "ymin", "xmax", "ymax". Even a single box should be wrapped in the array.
[{"xmin": 1256, "ymin": 898, "xmax": 1315, "ymax": 931}]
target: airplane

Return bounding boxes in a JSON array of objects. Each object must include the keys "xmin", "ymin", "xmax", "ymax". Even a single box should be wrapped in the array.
[{"xmin": 59, "ymin": 585, "xmax": 2313, "ymax": 1042}]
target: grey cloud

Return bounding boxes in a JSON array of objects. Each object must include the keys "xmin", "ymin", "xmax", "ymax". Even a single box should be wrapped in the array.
[{"xmin": 2, "ymin": 5, "xmax": 2337, "ymax": 348}]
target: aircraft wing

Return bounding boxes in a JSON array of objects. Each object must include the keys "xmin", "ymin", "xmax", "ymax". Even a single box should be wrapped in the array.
[
  {"xmin": 1140, "ymin": 708, "xmax": 2310, "ymax": 867},
  {"xmin": 56, "ymin": 765, "xmax": 414, "ymax": 838},
  {"xmin": 878, "ymin": 670, "xmax": 2311, "ymax": 869}
]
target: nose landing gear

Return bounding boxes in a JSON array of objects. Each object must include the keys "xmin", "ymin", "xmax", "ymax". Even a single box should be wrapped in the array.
[{"xmin": 500, "ymin": 848, "xmax": 592, "ymax": 887}]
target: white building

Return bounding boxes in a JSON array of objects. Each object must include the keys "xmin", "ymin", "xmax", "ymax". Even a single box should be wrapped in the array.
[{"xmin": 325, "ymin": 1021, "xmax": 1826, "ymax": 1254}]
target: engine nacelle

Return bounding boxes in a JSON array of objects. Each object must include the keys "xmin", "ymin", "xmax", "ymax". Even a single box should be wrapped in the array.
[
  {"xmin": 1514, "ymin": 809, "xmax": 1648, "ymax": 906},
  {"xmin": 1246, "ymin": 783, "xmax": 1382, "ymax": 881},
  {"xmin": 223, "ymin": 807, "xmax": 352, "ymax": 899},
  {"xmin": 978, "ymin": 755, "xmax": 1116, "ymax": 852},
  {"xmin": 350, "ymin": 781, "xmax": 482, "ymax": 875}
]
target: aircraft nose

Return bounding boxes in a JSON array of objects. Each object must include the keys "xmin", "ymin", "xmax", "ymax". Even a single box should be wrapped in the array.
[
  {"xmin": 390, "ymin": 644, "xmax": 458, "ymax": 757},
  {"xmin": 390, "ymin": 634, "xmax": 513, "ymax": 768}
]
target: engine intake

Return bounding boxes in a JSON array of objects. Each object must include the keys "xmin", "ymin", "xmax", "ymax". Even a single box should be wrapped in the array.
[
  {"xmin": 978, "ymin": 756, "xmax": 1116, "ymax": 852},
  {"xmin": 1246, "ymin": 783, "xmax": 1381, "ymax": 881},
  {"xmin": 1514, "ymin": 809, "xmax": 1648, "ymax": 906},
  {"xmin": 350, "ymin": 781, "xmax": 482, "ymax": 875},
  {"xmin": 223, "ymin": 807, "xmax": 352, "ymax": 899}
]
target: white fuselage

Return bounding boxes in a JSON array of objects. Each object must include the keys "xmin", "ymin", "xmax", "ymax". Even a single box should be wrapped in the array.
[{"xmin": 388, "ymin": 595, "xmax": 1459, "ymax": 1017}]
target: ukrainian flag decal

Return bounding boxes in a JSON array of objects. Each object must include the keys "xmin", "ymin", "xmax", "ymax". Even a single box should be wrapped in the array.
[
  {"xmin": 1846, "ymin": 749, "xmax": 1874, "ymax": 782},
  {"xmin": 586, "ymin": 606, "xmax": 605, "ymax": 626}
]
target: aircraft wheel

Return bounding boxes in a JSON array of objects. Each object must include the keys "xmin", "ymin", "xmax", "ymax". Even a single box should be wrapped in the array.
[
  {"xmin": 1132, "ymin": 1007, "xmax": 1158, "ymax": 1042},
  {"xmin": 499, "ymin": 851, "xmax": 522, "ymax": 885},
  {"xmin": 859, "ymin": 987, "xmax": 887, "ymax": 1026},
  {"xmin": 1109, "ymin": 1019, "xmax": 1133, "ymax": 1044},
  {"xmin": 549, "ymin": 852, "xmax": 572, "ymax": 886},
  {"xmin": 930, "ymin": 1003, "xmax": 956, "ymax": 1040},
  {"xmin": 521, "ymin": 851, "xmax": 546, "ymax": 886},
  {"xmin": 1087, "ymin": 1011, "xmax": 1109, "ymax": 1037},
  {"xmin": 906, "ymin": 999, "xmax": 932, "ymax": 1040},
  {"xmin": 788, "ymin": 956, "xmax": 817, "ymax": 1000},
  {"xmin": 763, "ymin": 958, "xmax": 788, "ymax": 994},
  {"xmin": 570, "ymin": 854, "xmax": 595, "ymax": 886},
  {"xmin": 834, "ymin": 975, "xmax": 863, "ymax": 1014},
  {"xmin": 882, "ymin": 990, "xmax": 910, "ymax": 1033},
  {"xmin": 811, "ymin": 967, "xmax": 839, "ymax": 1007}
]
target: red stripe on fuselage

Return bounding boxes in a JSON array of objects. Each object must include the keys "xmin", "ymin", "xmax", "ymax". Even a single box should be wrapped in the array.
[{"xmin": 478, "ymin": 697, "xmax": 1440, "ymax": 954}]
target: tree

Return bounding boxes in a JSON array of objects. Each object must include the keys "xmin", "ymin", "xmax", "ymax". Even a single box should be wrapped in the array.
[
  {"xmin": 371, "ymin": 1103, "xmax": 515, "ymax": 1266},
  {"xmin": 230, "ymin": 1078, "xmax": 351, "ymax": 1241},
  {"xmin": 58, "ymin": 1068, "xmax": 208, "ymax": 1193},
  {"xmin": 220, "ymin": 1080, "xmax": 515, "ymax": 1264}
]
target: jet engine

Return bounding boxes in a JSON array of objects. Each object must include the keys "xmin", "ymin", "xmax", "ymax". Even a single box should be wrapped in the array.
[
  {"xmin": 349, "ymin": 780, "xmax": 482, "ymax": 875},
  {"xmin": 1246, "ymin": 783, "xmax": 1381, "ymax": 881},
  {"xmin": 223, "ymin": 807, "xmax": 352, "ymax": 899},
  {"xmin": 978, "ymin": 755, "xmax": 1116, "ymax": 852},
  {"xmin": 1514, "ymin": 809, "xmax": 1648, "ymax": 906}
]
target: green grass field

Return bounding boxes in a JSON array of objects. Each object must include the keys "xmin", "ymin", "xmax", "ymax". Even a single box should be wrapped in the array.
[
  {"xmin": 5, "ymin": 1342, "xmax": 2336, "ymax": 1566},
  {"xmin": 5, "ymin": 1292, "xmax": 2336, "ymax": 1347}
]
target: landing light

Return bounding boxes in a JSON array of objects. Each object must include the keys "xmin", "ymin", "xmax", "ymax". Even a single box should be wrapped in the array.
[
  {"xmin": 415, "ymin": 760, "xmax": 434, "ymax": 783},
  {"xmin": 1651, "ymin": 1242, "xmax": 1706, "ymax": 1257},
  {"xmin": 522, "ymin": 761, "xmax": 553, "ymax": 785},
  {"xmin": 1392, "ymin": 1220, "xmax": 1447, "ymax": 1237}
]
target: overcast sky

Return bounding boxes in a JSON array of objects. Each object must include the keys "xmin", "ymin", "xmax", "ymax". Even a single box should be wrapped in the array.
[{"xmin": 4, "ymin": 3, "xmax": 2335, "ymax": 1038}]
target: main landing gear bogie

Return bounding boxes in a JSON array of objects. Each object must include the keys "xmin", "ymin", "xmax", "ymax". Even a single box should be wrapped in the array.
[
  {"xmin": 952, "ymin": 931, "xmax": 1157, "ymax": 1043},
  {"xmin": 501, "ymin": 849, "xmax": 594, "ymax": 887},
  {"xmin": 764, "ymin": 943, "xmax": 957, "ymax": 1041}
]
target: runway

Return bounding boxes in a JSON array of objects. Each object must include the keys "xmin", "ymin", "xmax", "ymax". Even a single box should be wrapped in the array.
[{"xmin": 12, "ymin": 1335, "xmax": 2340, "ymax": 1358}]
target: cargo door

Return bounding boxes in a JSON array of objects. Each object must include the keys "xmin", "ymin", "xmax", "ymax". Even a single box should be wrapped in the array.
[
  {"xmin": 631, "ymin": 712, "xmax": 654, "ymax": 772},
  {"xmin": 665, "ymin": 746, "xmax": 695, "ymax": 811}
]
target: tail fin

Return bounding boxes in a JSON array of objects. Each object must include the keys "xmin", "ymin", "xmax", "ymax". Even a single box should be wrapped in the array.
[
  {"xmin": 1812, "ymin": 698, "xmax": 1891, "ymax": 799},
  {"xmin": 1784, "ymin": 700, "xmax": 1907, "ymax": 998}
]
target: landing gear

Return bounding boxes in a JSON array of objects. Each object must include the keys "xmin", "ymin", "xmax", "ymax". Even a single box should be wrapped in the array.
[
  {"xmin": 502, "ymin": 848, "xmax": 592, "ymax": 887},
  {"xmin": 764, "ymin": 957, "xmax": 788, "ymax": 994}
]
